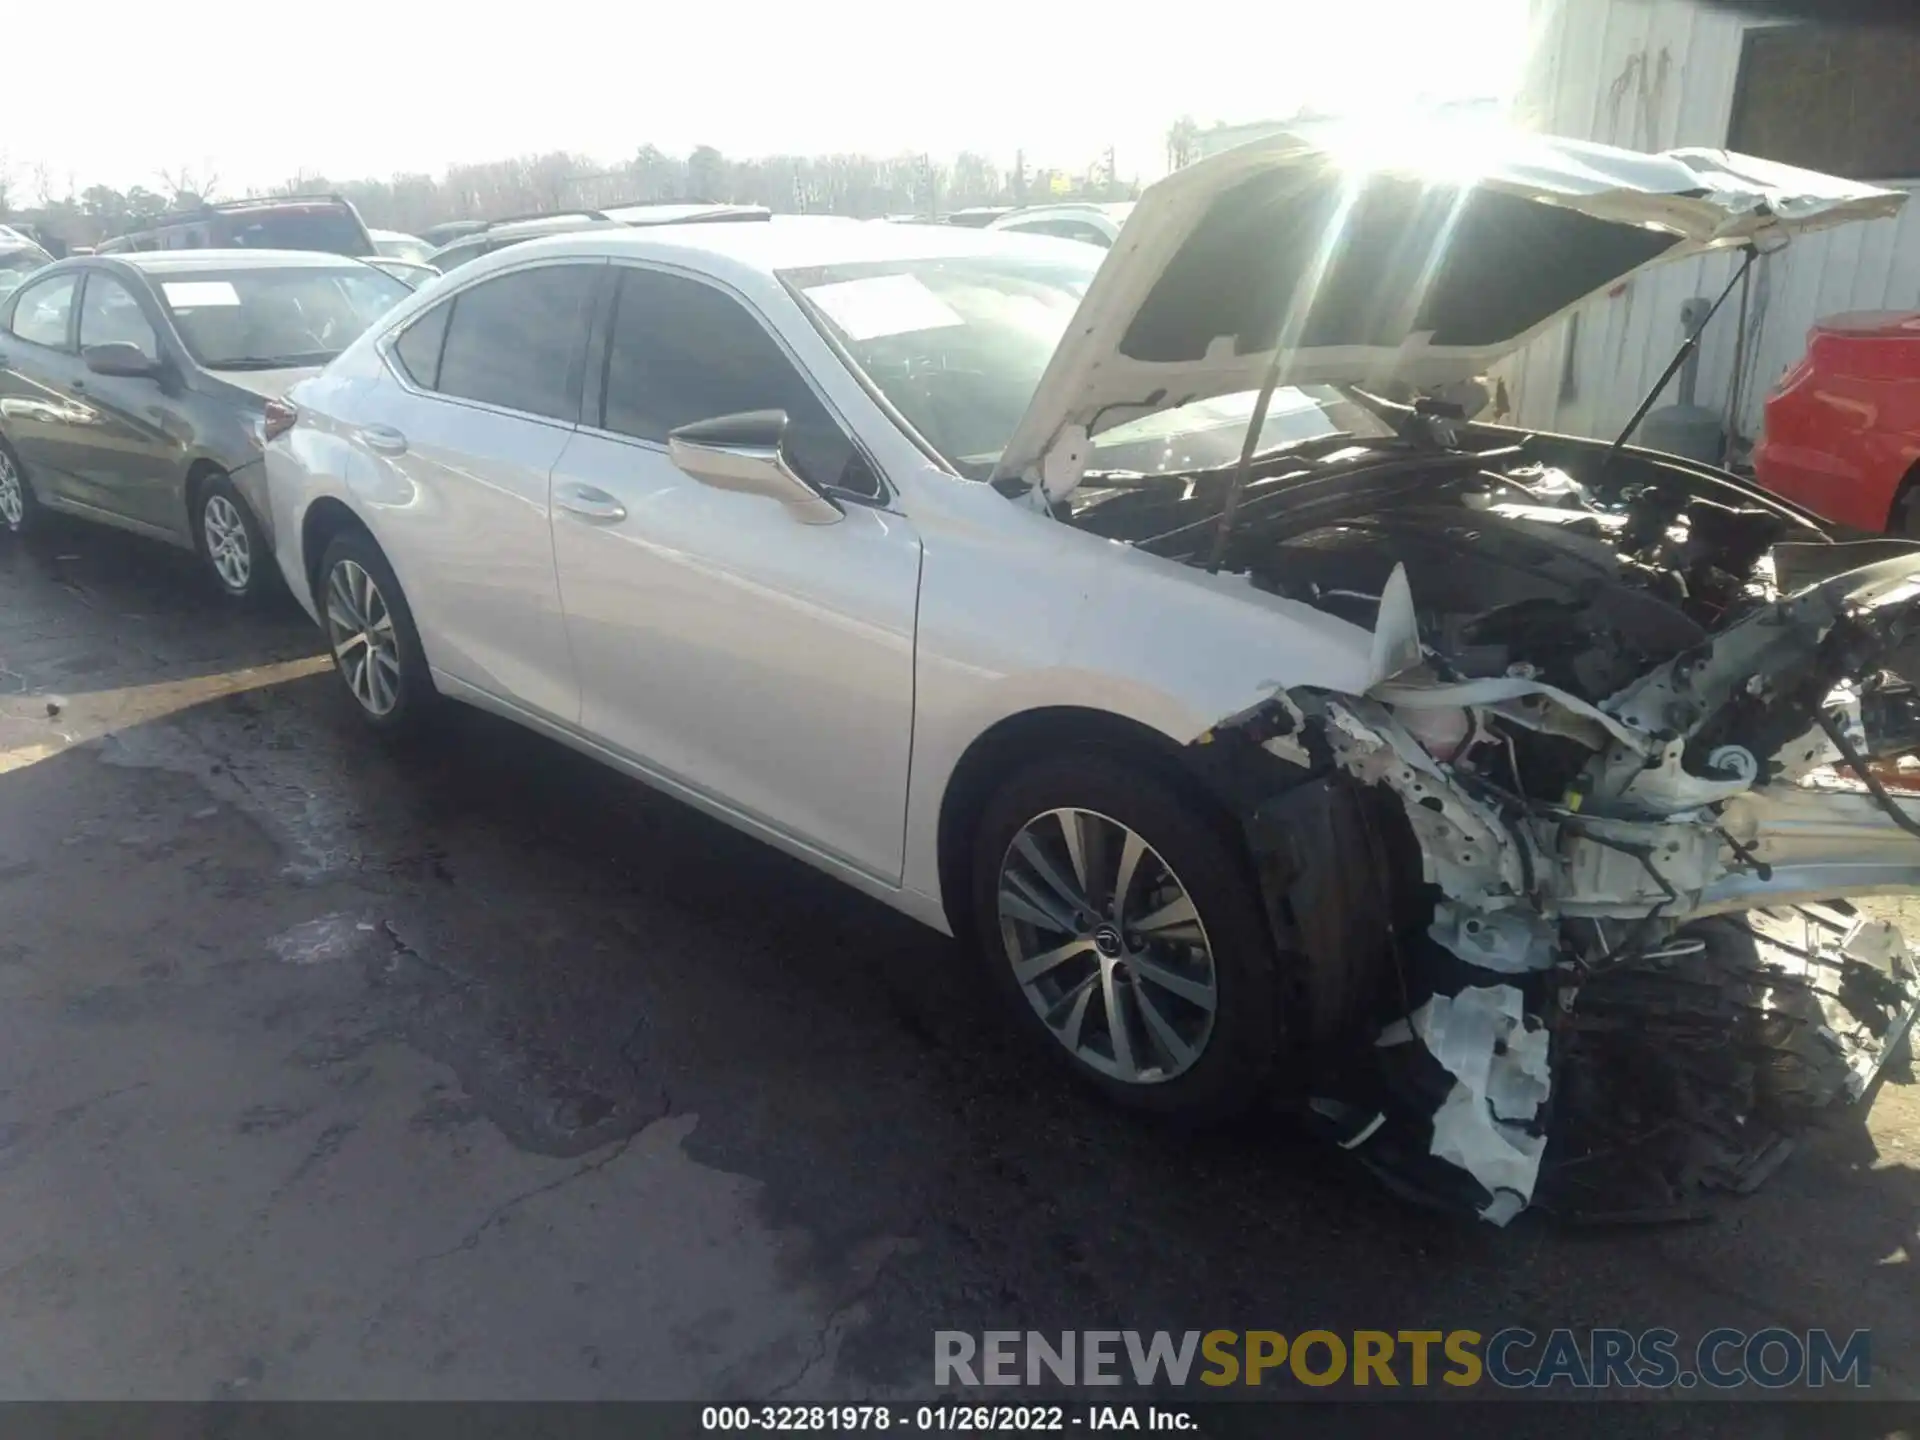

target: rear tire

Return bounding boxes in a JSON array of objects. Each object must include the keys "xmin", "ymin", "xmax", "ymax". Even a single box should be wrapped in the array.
[
  {"xmin": 193, "ymin": 471, "xmax": 279, "ymax": 601},
  {"xmin": 0, "ymin": 436, "xmax": 43, "ymax": 539},
  {"xmin": 316, "ymin": 529, "xmax": 436, "ymax": 737},
  {"xmin": 969, "ymin": 751, "xmax": 1287, "ymax": 1120}
]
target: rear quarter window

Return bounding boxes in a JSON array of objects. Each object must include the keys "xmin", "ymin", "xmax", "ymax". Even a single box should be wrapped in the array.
[
  {"xmin": 392, "ymin": 301, "xmax": 452, "ymax": 388},
  {"xmin": 215, "ymin": 206, "xmax": 372, "ymax": 257}
]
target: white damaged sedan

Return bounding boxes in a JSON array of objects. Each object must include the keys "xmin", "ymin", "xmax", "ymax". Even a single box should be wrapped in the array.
[{"xmin": 265, "ymin": 124, "xmax": 1920, "ymax": 1224}]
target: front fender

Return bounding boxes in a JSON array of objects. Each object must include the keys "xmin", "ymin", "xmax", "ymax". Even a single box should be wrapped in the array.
[{"xmin": 900, "ymin": 503, "xmax": 1374, "ymax": 907}]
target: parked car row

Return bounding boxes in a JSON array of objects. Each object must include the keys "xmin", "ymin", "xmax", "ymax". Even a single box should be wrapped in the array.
[
  {"xmin": 0, "ymin": 249, "xmax": 410, "ymax": 593},
  {"xmin": 5, "ymin": 126, "xmax": 1919, "ymax": 1226}
]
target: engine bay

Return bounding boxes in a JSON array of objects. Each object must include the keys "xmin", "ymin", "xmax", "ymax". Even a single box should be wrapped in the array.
[{"xmin": 1056, "ymin": 411, "xmax": 1920, "ymax": 1225}]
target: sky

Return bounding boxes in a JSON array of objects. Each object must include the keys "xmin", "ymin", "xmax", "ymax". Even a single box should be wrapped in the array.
[{"xmin": 4, "ymin": 0, "xmax": 1535, "ymax": 200}]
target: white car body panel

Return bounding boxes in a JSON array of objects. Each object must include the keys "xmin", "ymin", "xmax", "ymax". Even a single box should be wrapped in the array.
[
  {"xmin": 550, "ymin": 425, "xmax": 922, "ymax": 882},
  {"xmin": 986, "ymin": 203, "xmax": 1133, "ymax": 247}
]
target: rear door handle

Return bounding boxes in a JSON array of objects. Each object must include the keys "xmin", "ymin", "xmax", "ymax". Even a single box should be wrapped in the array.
[
  {"xmin": 362, "ymin": 424, "xmax": 408, "ymax": 456},
  {"xmin": 554, "ymin": 483, "xmax": 627, "ymax": 524}
]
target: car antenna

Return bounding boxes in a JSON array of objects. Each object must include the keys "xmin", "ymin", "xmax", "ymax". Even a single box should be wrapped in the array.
[
  {"xmin": 1205, "ymin": 341, "xmax": 1293, "ymax": 574},
  {"xmin": 1599, "ymin": 241, "xmax": 1760, "ymax": 480}
]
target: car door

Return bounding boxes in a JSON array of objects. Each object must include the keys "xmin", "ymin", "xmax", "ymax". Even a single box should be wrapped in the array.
[
  {"xmin": 66, "ymin": 269, "xmax": 186, "ymax": 533},
  {"xmin": 548, "ymin": 264, "xmax": 921, "ymax": 883},
  {"xmin": 358, "ymin": 257, "xmax": 602, "ymax": 722},
  {"xmin": 0, "ymin": 270, "xmax": 88, "ymax": 498}
]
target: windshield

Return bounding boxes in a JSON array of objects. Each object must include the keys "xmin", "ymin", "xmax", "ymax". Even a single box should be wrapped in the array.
[
  {"xmin": 784, "ymin": 252, "xmax": 1096, "ymax": 478},
  {"xmin": 784, "ymin": 251, "xmax": 1391, "ymax": 479},
  {"xmin": 156, "ymin": 266, "xmax": 410, "ymax": 369}
]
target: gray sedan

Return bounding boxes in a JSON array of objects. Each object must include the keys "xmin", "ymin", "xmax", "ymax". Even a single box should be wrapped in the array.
[{"xmin": 0, "ymin": 249, "xmax": 409, "ymax": 598}]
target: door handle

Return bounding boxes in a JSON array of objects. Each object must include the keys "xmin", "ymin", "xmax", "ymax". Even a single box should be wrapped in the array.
[
  {"xmin": 554, "ymin": 484, "xmax": 627, "ymax": 524},
  {"xmin": 362, "ymin": 424, "xmax": 408, "ymax": 456}
]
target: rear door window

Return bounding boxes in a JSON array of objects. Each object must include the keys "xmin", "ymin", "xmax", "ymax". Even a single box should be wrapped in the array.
[
  {"xmin": 434, "ymin": 263, "xmax": 599, "ymax": 421},
  {"xmin": 392, "ymin": 300, "xmax": 452, "ymax": 388}
]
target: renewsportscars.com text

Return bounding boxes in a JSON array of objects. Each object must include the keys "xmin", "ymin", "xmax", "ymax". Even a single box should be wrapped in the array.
[{"xmin": 934, "ymin": 1328, "xmax": 1872, "ymax": 1390}]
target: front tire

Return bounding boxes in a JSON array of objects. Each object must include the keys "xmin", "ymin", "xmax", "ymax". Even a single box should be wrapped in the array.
[
  {"xmin": 0, "ymin": 437, "xmax": 43, "ymax": 539},
  {"xmin": 969, "ymin": 752, "xmax": 1286, "ymax": 1120},
  {"xmin": 194, "ymin": 472, "xmax": 277, "ymax": 600},
  {"xmin": 316, "ymin": 529, "xmax": 435, "ymax": 735}
]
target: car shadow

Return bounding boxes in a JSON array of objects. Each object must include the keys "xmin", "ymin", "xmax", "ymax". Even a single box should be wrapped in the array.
[{"xmin": 0, "ymin": 512, "xmax": 320, "ymax": 693}]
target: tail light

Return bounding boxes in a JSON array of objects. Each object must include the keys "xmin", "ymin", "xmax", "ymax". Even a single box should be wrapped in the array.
[{"xmin": 262, "ymin": 397, "xmax": 299, "ymax": 443}]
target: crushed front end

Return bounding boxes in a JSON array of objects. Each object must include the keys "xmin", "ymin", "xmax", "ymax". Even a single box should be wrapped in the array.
[{"xmin": 1072, "ymin": 419, "xmax": 1920, "ymax": 1223}]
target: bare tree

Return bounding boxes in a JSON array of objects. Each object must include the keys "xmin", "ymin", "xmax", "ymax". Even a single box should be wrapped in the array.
[
  {"xmin": 1165, "ymin": 116, "xmax": 1199, "ymax": 172},
  {"xmin": 686, "ymin": 146, "xmax": 728, "ymax": 202},
  {"xmin": 157, "ymin": 165, "xmax": 221, "ymax": 209}
]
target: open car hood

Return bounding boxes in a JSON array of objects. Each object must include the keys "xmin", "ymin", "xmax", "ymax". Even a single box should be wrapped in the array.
[{"xmin": 992, "ymin": 123, "xmax": 1906, "ymax": 502}]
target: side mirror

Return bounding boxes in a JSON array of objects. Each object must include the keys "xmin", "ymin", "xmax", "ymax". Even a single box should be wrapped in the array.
[
  {"xmin": 83, "ymin": 342, "xmax": 160, "ymax": 379},
  {"xmin": 667, "ymin": 410, "xmax": 842, "ymax": 525}
]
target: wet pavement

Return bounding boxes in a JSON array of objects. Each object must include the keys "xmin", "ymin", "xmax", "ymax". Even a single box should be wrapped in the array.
[{"xmin": 0, "ymin": 519, "xmax": 1915, "ymax": 1408}]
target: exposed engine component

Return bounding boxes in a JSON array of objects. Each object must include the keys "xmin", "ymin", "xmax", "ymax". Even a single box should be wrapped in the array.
[{"xmin": 1080, "ymin": 420, "xmax": 1920, "ymax": 1224}]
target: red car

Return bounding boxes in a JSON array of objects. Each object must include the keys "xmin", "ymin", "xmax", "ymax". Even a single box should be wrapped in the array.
[{"xmin": 1752, "ymin": 311, "xmax": 1920, "ymax": 534}]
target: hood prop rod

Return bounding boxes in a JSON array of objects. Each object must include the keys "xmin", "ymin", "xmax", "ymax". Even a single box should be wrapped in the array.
[
  {"xmin": 1600, "ymin": 244, "xmax": 1758, "ymax": 479},
  {"xmin": 1205, "ymin": 341, "xmax": 1293, "ymax": 574}
]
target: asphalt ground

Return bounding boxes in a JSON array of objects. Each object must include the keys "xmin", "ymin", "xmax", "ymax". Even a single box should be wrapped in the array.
[{"xmin": 0, "ymin": 519, "xmax": 1912, "ymax": 1422}]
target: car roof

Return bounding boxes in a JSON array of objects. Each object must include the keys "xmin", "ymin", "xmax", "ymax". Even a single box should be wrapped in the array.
[
  {"xmin": 111, "ymin": 248, "xmax": 378, "ymax": 274},
  {"xmin": 994, "ymin": 202, "xmax": 1132, "ymax": 222},
  {"xmin": 486, "ymin": 214, "xmax": 1093, "ymax": 281},
  {"xmin": 428, "ymin": 201, "xmax": 779, "ymax": 261}
]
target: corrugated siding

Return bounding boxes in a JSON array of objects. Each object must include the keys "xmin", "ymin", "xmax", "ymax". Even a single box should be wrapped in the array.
[{"xmin": 1499, "ymin": 0, "xmax": 1920, "ymax": 444}]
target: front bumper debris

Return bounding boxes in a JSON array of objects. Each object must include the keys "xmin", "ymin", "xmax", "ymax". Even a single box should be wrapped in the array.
[{"xmin": 1212, "ymin": 555, "xmax": 1920, "ymax": 1225}]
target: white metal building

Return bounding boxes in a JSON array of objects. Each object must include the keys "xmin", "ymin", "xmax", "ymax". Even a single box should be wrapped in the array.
[{"xmin": 1498, "ymin": 0, "xmax": 1920, "ymax": 451}]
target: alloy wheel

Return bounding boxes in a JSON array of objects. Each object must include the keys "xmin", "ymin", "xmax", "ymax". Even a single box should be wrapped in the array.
[
  {"xmin": 202, "ymin": 494, "xmax": 252, "ymax": 590},
  {"xmin": 997, "ymin": 807, "xmax": 1218, "ymax": 1084},
  {"xmin": 325, "ymin": 559, "xmax": 402, "ymax": 716},
  {"xmin": 0, "ymin": 450, "xmax": 23, "ymax": 530}
]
